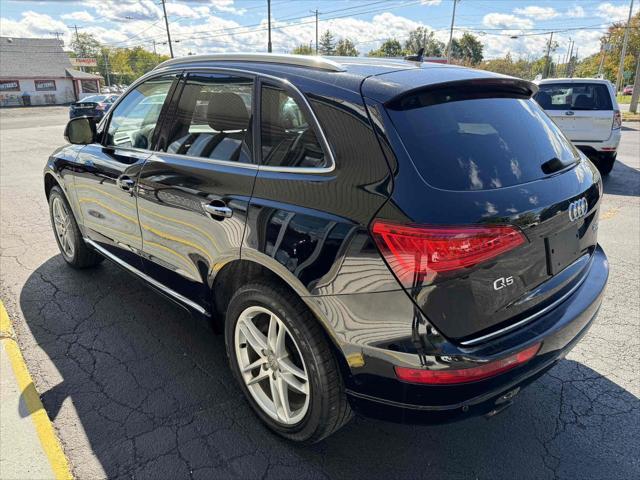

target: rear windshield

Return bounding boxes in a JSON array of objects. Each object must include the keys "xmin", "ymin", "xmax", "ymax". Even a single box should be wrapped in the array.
[
  {"xmin": 387, "ymin": 96, "xmax": 578, "ymax": 191},
  {"xmin": 81, "ymin": 95, "xmax": 107, "ymax": 103},
  {"xmin": 534, "ymin": 82, "xmax": 613, "ymax": 110}
]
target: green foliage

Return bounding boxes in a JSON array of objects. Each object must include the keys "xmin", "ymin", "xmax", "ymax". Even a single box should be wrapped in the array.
[
  {"xmin": 292, "ymin": 44, "xmax": 314, "ymax": 55},
  {"xmin": 404, "ymin": 27, "xmax": 444, "ymax": 57},
  {"xmin": 319, "ymin": 30, "xmax": 336, "ymax": 56},
  {"xmin": 70, "ymin": 32, "xmax": 101, "ymax": 58},
  {"xmin": 335, "ymin": 38, "xmax": 359, "ymax": 57},
  {"xmin": 479, "ymin": 53, "xmax": 546, "ymax": 80},
  {"xmin": 450, "ymin": 33, "xmax": 483, "ymax": 65},
  {"xmin": 368, "ymin": 38, "xmax": 404, "ymax": 58}
]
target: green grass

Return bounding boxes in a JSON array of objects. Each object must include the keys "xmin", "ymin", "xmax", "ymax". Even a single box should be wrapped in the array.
[
  {"xmin": 617, "ymin": 94, "xmax": 632, "ymax": 104},
  {"xmin": 622, "ymin": 111, "xmax": 639, "ymax": 122}
]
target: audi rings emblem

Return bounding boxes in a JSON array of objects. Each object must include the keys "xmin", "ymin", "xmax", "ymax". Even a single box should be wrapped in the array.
[{"xmin": 568, "ymin": 197, "xmax": 588, "ymax": 222}]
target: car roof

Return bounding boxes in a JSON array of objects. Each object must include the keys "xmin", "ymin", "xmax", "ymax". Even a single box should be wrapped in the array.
[
  {"xmin": 153, "ymin": 53, "xmax": 517, "ymax": 103},
  {"xmin": 536, "ymin": 78, "xmax": 612, "ymax": 85}
]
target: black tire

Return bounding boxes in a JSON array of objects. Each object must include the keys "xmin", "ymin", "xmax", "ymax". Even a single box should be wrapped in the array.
[
  {"xmin": 225, "ymin": 282, "xmax": 352, "ymax": 443},
  {"xmin": 48, "ymin": 186, "xmax": 103, "ymax": 269},
  {"xmin": 593, "ymin": 152, "xmax": 616, "ymax": 176}
]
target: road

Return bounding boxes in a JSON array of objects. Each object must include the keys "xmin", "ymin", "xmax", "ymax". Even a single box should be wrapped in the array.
[{"xmin": 1, "ymin": 106, "xmax": 638, "ymax": 480}]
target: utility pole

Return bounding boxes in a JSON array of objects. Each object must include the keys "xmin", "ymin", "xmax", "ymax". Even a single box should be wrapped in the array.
[
  {"xmin": 446, "ymin": 0, "xmax": 459, "ymax": 63},
  {"xmin": 160, "ymin": 0, "xmax": 174, "ymax": 58},
  {"xmin": 152, "ymin": 40, "xmax": 157, "ymax": 55},
  {"xmin": 103, "ymin": 51, "xmax": 111, "ymax": 86},
  {"xmin": 543, "ymin": 31, "xmax": 554, "ymax": 79},
  {"xmin": 598, "ymin": 37, "xmax": 609, "ymax": 77},
  {"xmin": 267, "ymin": 0, "xmax": 272, "ymax": 53},
  {"xmin": 615, "ymin": 0, "xmax": 634, "ymax": 92},
  {"xmin": 629, "ymin": 55, "xmax": 640, "ymax": 113},
  {"xmin": 566, "ymin": 39, "xmax": 574, "ymax": 77},
  {"xmin": 51, "ymin": 31, "xmax": 64, "ymax": 41},
  {"xmin": 314, "ymin": 9, "xmax": 319, "ymax": 55},
  {"xmin": 562, "ymin": 38, "xmax": 572, "ymax": 76}
]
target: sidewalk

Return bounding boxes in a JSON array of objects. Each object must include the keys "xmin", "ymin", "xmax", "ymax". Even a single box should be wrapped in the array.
[{"xmin": 0, "ymin": 302, "xmax": 72, "ymax": 480}]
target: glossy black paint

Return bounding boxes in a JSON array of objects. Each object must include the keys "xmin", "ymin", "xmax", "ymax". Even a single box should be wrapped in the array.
[{"xmin": 44, "ymin": 57, "xmax": 609, "ymax": 424}]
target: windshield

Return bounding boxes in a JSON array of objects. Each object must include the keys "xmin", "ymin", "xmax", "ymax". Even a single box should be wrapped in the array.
[
  {"xmin": 81, "ymin": 95, "xmax": 107, "ymax": 103},
  {"xmin": 534, "ymin": 83, "xmax": 613, "ymax": 111},
  {"xmin": 387, "ymin": 96, "xmax": 579, "ymax": 191}
]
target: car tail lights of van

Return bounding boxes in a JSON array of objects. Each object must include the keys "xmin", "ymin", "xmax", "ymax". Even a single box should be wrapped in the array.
[
  {"xmin": 394, "ymin": 342, "xmax": 541, "ymax": 385},
  {"xmin": 612, "ymin": 110, "xmax": 622, "ymax": 129},
  {"xmin": 371, "ymin": 221, "xmax": 526, "ymax": 287}
]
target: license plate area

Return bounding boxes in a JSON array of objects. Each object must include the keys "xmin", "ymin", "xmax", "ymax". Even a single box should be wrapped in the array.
[{"xmin": 545, "ymin": 226, "xmax": 580, "ymax": 275}]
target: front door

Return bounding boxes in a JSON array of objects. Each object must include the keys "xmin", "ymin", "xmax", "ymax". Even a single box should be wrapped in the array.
[
  {"xmin": 74, "ymin": 74, "xmax": 178, "ymax": 266},
  {"xmin": 136, "ymin": 72, "xmax": 257, "ymax": 309}
]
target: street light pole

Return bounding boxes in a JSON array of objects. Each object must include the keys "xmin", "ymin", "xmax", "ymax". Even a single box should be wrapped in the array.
[
  {"xmin": 446, "ymin": 0, "xmax": 459, "ymax": 63},
  {"xmin": 267, "ymin": 0, "xmax": 272, "ymax": 53},
  {"xmin": 615, "ymin": 0, "xmax": 634, "ymax": 92},
  {"xmin": 315, "ymin": 9, "xmax": 319, "ymax": 55},
  {"xmin": 161, "ymin": 0, "xmax": 174, "ymax": 58}
]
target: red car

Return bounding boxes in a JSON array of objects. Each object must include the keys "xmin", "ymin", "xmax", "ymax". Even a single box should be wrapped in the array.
[{"xmin": 623, "ymin": 85, "xmax": 633, "ymax": 95}]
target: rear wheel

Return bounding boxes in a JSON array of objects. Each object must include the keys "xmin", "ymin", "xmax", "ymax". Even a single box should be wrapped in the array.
[
  {"xmin": 48, "ymin": 186, "xmax": 103, "ymax": 268},
  {"xmin": 593, "ymin": 152, "xmax": 616, "ymax": 176},
  {"xmin": 225, "ymin": 282, "xmax": 352, "ymax": 443}
]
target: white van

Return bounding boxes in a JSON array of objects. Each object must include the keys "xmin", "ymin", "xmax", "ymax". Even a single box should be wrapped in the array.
[{"xmin": 534, "ymin": 78, "xmax": 621, "ymax": 175}]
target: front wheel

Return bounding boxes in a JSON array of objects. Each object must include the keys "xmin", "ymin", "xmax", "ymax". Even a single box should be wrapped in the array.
[
  {"xmin": 48, "ymin": 186, "xmax": 103, "ymax": 269},
  {"xmin": 225, "ymin": 282, "xmax": 352, "ymax": 443}
]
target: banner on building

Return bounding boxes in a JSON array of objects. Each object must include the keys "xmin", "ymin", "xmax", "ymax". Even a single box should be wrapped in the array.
[
  {"xmin": 0, "ymin": 80, "xmax": 20, "ymax": 91},
  {"xmin": 35, "ymin": 80, "xmax": 56, "ymax": 91},
  {"xmin": 71, "ymin": 58, "xmax": 98, "ymax": 67}
]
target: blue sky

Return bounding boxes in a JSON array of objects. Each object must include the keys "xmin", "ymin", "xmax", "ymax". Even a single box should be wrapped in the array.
[{"xmin": 0, "ymin": 1, "xmax": 637, "ymax": 60}]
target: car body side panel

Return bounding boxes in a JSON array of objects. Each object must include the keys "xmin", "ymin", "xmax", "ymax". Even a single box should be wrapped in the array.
[{"xmin": 44, "ymin": 144, "xmax": 86, "ymax": 221}]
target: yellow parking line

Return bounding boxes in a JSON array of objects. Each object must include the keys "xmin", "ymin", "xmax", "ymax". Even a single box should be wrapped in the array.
[{"xmin": 0, "ymin": 301, "xmax": 73, "ymax": 480}]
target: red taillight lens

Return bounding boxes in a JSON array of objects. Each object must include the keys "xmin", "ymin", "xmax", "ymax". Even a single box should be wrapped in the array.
[
  {"xmin": 395, "ymin": 342, "xmax": 541, "ymax": 385},
  {"xmin": 371, "ymin": 221, "xmax": 526, "ymax": 286},
  {"xmin": 612, "ymin": 110, "xmax": 622, "ymax": 129}
]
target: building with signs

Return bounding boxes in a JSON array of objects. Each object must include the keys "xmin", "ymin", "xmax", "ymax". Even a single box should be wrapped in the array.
[{"xmin": 0, "ymin": 36, "xmax": 102, "ymax": 107}]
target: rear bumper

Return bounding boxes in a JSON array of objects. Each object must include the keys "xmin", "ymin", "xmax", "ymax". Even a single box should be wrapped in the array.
[
  {"xmin": 574, "ymin": 128, "xmax": 621, "ymax": 153},
  {"xmin": 344, "ymin": 245, "xmax": 608, "ymax": 423}
]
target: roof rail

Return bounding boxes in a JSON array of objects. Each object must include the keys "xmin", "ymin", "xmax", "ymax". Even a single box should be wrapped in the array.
[{"xmin": 154, "ymin": 53, "xmax": 346, "ymax": 72}]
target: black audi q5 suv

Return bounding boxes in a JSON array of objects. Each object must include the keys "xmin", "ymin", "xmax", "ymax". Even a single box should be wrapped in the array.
[{"xmin": 44, "ymin": 54, "xmax": 608, "ymax": 443}]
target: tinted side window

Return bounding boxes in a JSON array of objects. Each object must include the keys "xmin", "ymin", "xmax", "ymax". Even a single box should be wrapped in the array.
[
  {"xmin": 164, "ymin": 73, "xmax": 253, "ymax": 163},
  {"xmin": 106, "ymin": 75, "xmax": 174, "ymax": 149},
  {"xmin": 534, "ymin": 83, "xmax": 613, "ymax": 110},
  {"xmin": 260, "ymin": 84, "xmax": 326, "ymax": 168}
]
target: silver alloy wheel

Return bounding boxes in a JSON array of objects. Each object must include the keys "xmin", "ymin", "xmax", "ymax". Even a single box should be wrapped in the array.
[
  {"xmin": 52, "ymin": 197, "xmax": 75, "ymax": 258},
  {"xmin": 234, "ymin": 306, "xmax": 310, "ymax": 425}
]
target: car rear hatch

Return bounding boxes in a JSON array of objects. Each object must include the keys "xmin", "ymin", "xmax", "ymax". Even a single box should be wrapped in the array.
[
  {"xmin": 534, "ymin": 82, "xmax": 615, "ymax": 142},
  {"xmin": 363, "ymin": 71, "xmax": 603, "ymax": 344}
]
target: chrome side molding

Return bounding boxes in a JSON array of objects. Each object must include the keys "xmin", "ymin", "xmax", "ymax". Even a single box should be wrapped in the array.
[{"xmin": 84, "ymin": 238, "xmax": 209, "ymax": 316}]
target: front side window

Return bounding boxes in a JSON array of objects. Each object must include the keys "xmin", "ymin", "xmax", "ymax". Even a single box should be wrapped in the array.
[
  {"xmin": 260, "ymin": 84, "xmax": 326, "ymax": 168},
  {"xmin": 106, "ymin": 75, "xmax": 175, "ymax": 149},
  {"xmin": 164, "ymin": 73, "xmax": 253, "ymax": 163},
  {"xmin": 534, "ymin": 82, "xmax": 613, "ymax": 111}
]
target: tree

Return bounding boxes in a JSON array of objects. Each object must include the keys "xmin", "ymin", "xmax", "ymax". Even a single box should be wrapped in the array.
[
  {"xmin": 404, "ymin": 27, "xmax": 445, "ymax": 57},
  {"xmin": 335, "ymin": 38, "xmax": 359, "ymax": 57},
  {"xmin": 292, "ymin": 44, "xmax": 313, "ymax": 55},
  {"xmin": 69, "ymin": 32, "xmax": 101, "ymax": 58},
  {"xmin": 319, "ymin": 30, "xmax": 336, "ymax": 56},
  {"xmin": 368, "ymin": 38, "xmax": 403, "ymax": 57},
  {"xmin": 449, "ymin": 32, "xmax": 483, "ymax": 65}
]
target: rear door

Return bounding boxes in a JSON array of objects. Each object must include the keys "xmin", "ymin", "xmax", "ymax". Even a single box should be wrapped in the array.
[
  {"xmin": 136, "ymin": 71, "xmax": 257, "ymax": 309},
  {"xmin": 534, "ymin": 82, "xmax": 614, "ymax": 142}
]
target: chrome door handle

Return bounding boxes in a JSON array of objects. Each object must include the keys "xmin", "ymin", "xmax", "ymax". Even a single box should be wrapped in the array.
[
  {"xmin": 117, "ymin": 177, "xmax": 136, "ymax": 191},
  {"xmin": 203, "ymin": 203, "xmax": 233, "ymax": 219}
]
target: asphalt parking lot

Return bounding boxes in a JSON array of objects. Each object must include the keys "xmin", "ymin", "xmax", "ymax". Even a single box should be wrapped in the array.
[{"xmin": 0, "ymin": 106, "xmax": 638, "ymax": 480}]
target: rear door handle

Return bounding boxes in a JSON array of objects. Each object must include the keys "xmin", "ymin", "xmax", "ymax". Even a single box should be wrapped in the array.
[
  {"xmin": 117, "ymin": 176, "xmax": 136, "ymax": 191},
  {"xmin": 203, "ymin": 203, "xmax": 233, "ymax": 219}
]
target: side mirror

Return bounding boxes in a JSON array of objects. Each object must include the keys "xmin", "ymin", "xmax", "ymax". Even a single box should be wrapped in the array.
[{"xmin": 64, "ymin": 116, "xmax": 97, "ymax": 145}]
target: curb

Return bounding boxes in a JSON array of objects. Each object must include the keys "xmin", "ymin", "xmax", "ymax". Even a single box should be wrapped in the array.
[{"xmin": 0, "ymin": 301, "xmax": 74, "ymax": 480}]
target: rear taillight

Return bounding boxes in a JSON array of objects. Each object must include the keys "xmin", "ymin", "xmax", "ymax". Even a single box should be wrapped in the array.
[
  {"xmin": 613, "ymin": 110, "xmax": 622, "ymax": 130},
  {"xmin": 395, "ymin": 342, "xmax": 541, "ymax": 384},
  {"xmin": 371, "ymin": 221, "xmax": 526, "ymax": 287}
]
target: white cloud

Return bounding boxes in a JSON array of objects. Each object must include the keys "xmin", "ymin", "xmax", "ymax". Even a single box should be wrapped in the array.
[
  {"xmin": 209, "ymin": 0, "xmax": 246, "ymax": 15},
  {"xmin": 60, "ymin": 11, "xmax": 95, "ymax": 22},
  {"xmin": 0, "ymin": 11, "xmax": 69, "ymax": 40},
  {"xmin": 596, "ymin": 2, "xmax": 638, "ymax": 21},
  {"xmin": 513, "ymin": 6, "xmax": 558, "ymax": 20},
  {"xmin": 421, "ymin": 0, "xmax": 443, "ymax": 5},
  {"xmin": 565, "ymin": 6, "xmax": 585, "ymax": 18},
  {"xmin": 482, "ymin": 13, "xmax": 534, "ymax": 30}
]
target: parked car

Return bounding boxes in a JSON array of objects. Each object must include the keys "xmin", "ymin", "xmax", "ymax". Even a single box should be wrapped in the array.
[
  {"xmin": 45, "ymin": 54, "xmax": 608, "ymax": 443},
  {"xmin": 623, "ymin": 84, "xmax": 634, "ymax": 95},
  {"xmin": 534, "ymin": 78, "xmax": 621, "ymax": 175},
  {"xmin": 69, "ymin": 94, "xmax": 119, "ymax": 120}
]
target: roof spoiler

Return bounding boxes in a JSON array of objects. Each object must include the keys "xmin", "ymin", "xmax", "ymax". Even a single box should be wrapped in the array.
[{"xmin": 385, "ymin": 77, "xmax": 539, "ymax": 109}]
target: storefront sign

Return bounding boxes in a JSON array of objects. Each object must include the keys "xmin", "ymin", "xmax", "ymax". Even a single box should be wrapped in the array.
[
  {"xmin": 35, "ymin": 80, "xmax": 56, "ymax": 91},
  {"xmin": 71, "ymin": 57, "xmax": 98, "ymax": 67},
  {"xmin": 0, "ymin": 80, "xmax": 20, "ymax": 91}
]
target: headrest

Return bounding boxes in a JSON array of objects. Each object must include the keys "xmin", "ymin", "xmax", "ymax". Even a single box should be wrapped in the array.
[
  {"xmin": 206, "ymin": 92, "xmax": 250, "ymax": 131},
  {"xmin": 573, "ymin": 94, "xmax": 592, "ymax": 109}
]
